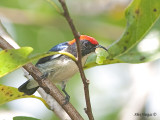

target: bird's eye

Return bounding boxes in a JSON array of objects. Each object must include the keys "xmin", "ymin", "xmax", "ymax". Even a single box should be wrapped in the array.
[{"xmin": 83, "ymin": 42, "xmax": 88, "ymax": 48}]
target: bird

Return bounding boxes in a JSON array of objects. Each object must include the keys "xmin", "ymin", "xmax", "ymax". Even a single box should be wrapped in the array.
[{"xmin": 18, "ymin": 35, "xmax": 108, "ymax": 103}]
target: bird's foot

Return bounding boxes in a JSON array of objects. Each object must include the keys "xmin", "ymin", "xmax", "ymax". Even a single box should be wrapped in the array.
[{"xmin": 63, "ymin": 95, "xmax": 70, "ymax": 105}]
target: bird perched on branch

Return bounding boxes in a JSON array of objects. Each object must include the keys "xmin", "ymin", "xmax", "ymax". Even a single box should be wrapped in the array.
[{"xmin": 18, "ymin": 35, "xmax": 107, "ymax": 103}]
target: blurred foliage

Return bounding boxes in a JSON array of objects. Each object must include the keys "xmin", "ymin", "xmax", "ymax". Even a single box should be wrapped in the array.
[{"xmin": 0, "ymin": 0, "xmax": 160, "ymax": 120}]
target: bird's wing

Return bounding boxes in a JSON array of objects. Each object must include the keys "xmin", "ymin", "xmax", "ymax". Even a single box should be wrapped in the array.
[{"xmin": 36, "ymin": 42, "xmax": 69, "ymax": 65}]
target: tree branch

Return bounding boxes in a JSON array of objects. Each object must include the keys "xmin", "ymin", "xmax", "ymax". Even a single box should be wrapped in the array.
[
  {"xmin": 0, "ymin": 21, "xmax": 83, "ymax": 120},
  {"xmin": 58, "ymin": 0, "xmax": 94, "ymax": 119}
]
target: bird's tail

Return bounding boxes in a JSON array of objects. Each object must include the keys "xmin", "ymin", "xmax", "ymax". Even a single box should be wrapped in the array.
[{"xmin": 18, "ymin": 80, "xmax": 39, "ymax": 95}]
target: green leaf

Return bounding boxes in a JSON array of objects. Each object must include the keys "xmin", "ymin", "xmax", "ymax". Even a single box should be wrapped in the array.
[
  {"xmin": 109, "ymin": 0, "xmax": 160, "ymax": 58},
  {"xmin": 0, "ymin": 47, "xmax": 33, "ymax": 77},
  {"xmin": 13, "ymin": 116, "xmax": 40, "ymax": 120},
  {"xmin": 0, "ymin": 84, "xmax": 49, "ymax": 108},
  {"xmin": 117, "ymin": 36, "xmax": 160, "ymax": 63},
  {"xmin": 0, "ymin": 47, "xmax": 76, "ymax": 78},
  {"xmin": 85, "ymin": 0, "xmax": 160, "ymax": 68}
]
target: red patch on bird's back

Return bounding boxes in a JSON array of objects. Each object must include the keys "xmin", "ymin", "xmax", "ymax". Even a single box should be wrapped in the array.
[{"xmin": 68, "ymin": 35, "xmax": 98, "ymax": 45}]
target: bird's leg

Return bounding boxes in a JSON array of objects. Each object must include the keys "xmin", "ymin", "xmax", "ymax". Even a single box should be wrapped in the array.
[
  {"xmin": 40, "ymin": 69, "xmax": 55, "ymax": 79},
  {"xmin": 61, "ymin": 82, "xmax": 70, "ymax": 105}
]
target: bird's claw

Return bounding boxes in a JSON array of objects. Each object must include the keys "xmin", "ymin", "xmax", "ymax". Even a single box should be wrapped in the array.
[{"xmin": 63, "ymin": 95, "xmax": 70, "ymax": 105}]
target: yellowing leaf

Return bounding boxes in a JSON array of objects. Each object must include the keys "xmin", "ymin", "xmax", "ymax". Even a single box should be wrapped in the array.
[{"xmin": 0, "ymin": 84, "xmax": 49, "ymax": 108}]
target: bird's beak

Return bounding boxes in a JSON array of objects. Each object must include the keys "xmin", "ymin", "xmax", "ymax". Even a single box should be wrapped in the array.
[{"xmin": 96, "ymin": 45, "xmax": 108, "ymax": 51}]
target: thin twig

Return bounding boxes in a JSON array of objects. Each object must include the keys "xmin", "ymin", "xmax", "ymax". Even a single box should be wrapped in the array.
[
  {"xmin": 58, "ymin": 0, "xmax": 94, "ymax": 119},
  {"xmin": 45, "ymin": 0, "xmax": 62, "ymax": 14},
  {"xmin": 0, "ymin": 21, "xmax": 83, "ymax": 120}
]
